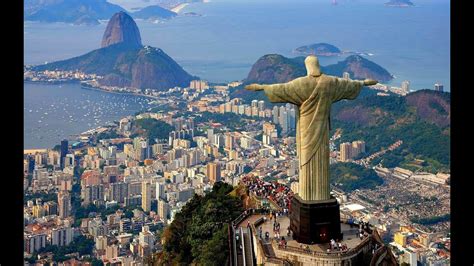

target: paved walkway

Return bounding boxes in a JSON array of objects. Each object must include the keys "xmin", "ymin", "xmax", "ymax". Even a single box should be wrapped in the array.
[
  {"xmin": 237, "ymin": 214, "xmax": 266, "ymax": 228},
  {"xmin": 247, "ymin": 215, "xmax": 366, "ymax": 252}
]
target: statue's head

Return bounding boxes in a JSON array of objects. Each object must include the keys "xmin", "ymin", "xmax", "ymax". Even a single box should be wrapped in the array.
[{"xmin": 305, "ymin": 55, "xmax": 322, "ymax": 77}]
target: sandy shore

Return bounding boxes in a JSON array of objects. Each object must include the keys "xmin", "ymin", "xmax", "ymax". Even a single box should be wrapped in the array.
[
  {"xmin": 171, "ymin": 3, "xmax": 189, "ymax": 13},
  {"xmin": 24, "ymin": 149, "xmax": 48, "ymax": 154}
]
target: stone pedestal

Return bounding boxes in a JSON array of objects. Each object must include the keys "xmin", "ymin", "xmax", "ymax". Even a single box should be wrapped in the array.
[{"xmin": 289, "ymin": 195, "xmax": 342, "ymax": 244}]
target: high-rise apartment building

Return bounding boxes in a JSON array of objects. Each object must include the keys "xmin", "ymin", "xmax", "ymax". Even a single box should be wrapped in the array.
[
  {"xmin": 434, "ymin": 83, "xmax": 444, "ymax": 92},
  {"xmin": 60, "ymin": 139, "xmax": 68, "ymax": 169},
  {"xmin": 81, "ymin": 184, "xmax": 104, "ymax": 206},
  {"xmin": 158, "ymin": 199, "xmax": 170, "ymax": 220},
  {"xmin": 206, "ymin": 162, "xmax": 221, "ymax": 184},
  {"xmin": 141, "ymin": 181, "xmax": 152, "ymax": 212},
  {"xmin": 190, "ymin": 80, "xmax": 209, "ymax": 90},
  {"xmin": 58, "ymin": 191, "xmax": 71, "ymax": 218},
  {"xmin": 279, "ymin": 109, "xmax": 289, "ymax": 133},
  {"xmin": 225, "ymin": 133, "xmax": 234, "ymax": 150},
  {"xmin": 288, "ymin": 107, "xmax": 296, "ymax": 130},
  {"xmin": 51, "ymin": 226, "xmax": 74, "ymax": 246},
  {"xmin": 207, "ymin": 128, "xmax": 214, "ymax": 146},
  {"xmin": 156, "ymin": 181, "xmax": 166, "ymax": 201},
  {"xmin": 401, "ymin": 80, "xmax": 410, "ymax": 92},
  {"xmin": 139, "ymin": 226, "xmax": 155, "ymax": 249},
  {"xmin": 109, "ymin": 182, "xmax": 128, "ymax": 203},
  {"xmin": 352, "ymin": 141, "xmax": 366, "ymax": 156},
  {"xmin": 251, "ymin": 100, "xmax": 258, "ymax": 108},
  {"xmin": 339, "ymin": 142, "xmax": 352, "ymax": 162},
  {"xmin": 272, "ymin": 106, "xmax": 279, "ymax": 124},
  {"xmin": 25, "ymin": 233, "xmax": 47, "ymax": 254},
  {"xmin": 340, "ymin": 140, "xmax": 366, "ymax": 161},
  {"xmin": 44, "ymin": 201, "xmax": 58, "ymax": 216}
]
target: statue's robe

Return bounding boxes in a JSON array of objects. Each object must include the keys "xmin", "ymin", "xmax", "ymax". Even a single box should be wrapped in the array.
[{"xmin": 263, "ymin": 74, "xmax": 363, "ymax": 201}]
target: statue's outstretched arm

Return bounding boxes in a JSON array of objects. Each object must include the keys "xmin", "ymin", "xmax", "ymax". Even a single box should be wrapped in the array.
[
  {"xmin": 245, "ymin": 83, "xmax": 266, "ymax": 91},
  {"xmin": 363, "ymin": 79, "xmax": 378, "ymax": 86},
  {"xmin": 331, "ymin": 77, "xmax": 377, "ymax": 102},
  {"xmin": 246, "ymin": 80, "xmax": 304, "ymax": 105},
  {"xmin": 245, "ymin": 81, "xmax": 294, "ymax": 92}
]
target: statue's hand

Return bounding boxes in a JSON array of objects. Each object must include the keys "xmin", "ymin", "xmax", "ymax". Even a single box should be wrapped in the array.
[
  {"xmin": 245, "ymin": 84, "xmax": 264, "ymax": 91},
  {"xmin": 363, "ymin": 79, "xmax": 378, "ymax": 86}
]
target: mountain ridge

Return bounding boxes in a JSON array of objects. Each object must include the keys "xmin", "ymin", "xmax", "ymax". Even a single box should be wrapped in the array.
[
  {"xmin": 24, "ymin": 0, "xmax": 126, "ymax": 25},
  {"xmin": 234, "ymin": 53, "xmax": 393, "ymax": 101},
  {"xmin": 25, "ymin": 0, "xmax": 182, "ymax": 25},
  {"xmin": 244, "ymin": 54, "xmax": 393, "ymax": 86},
  {"xmin": 31, "ymin": 12, "xmax": 194, "ymax": 91},
  {"xmin": 230, "ymin": 54, "xmax": 449, "ymax": 172},
  {"xmin": 331, "ymin": 89, "xmax": 450, "ymax": 172}
]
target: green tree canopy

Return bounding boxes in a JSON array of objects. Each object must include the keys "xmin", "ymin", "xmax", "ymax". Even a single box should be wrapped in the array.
[{"xmin": 157, "ymin": 182, "xmax": 243, "ymax": 265}]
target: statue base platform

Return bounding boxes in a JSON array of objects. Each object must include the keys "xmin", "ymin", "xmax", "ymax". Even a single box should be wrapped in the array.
[{"xmin": 289, "ymin": 195, "xmax": 342, "ymax": 244}]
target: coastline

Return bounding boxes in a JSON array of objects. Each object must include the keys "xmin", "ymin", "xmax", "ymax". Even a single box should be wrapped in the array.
[
  {"xmin": 80, "ymin": 83, "xmax": 161, "ymax": 100},
  {"xmin": 25, "ymin": 79, "xmax": 162, "ymax": 101},
  {"xmin": 24, "ymin": 148, "xmax": 48, "ymax": 154},
  {"xmin": 24, "ymin": 79, "xmax": 80, "ymax": 86},
  {"xmin": 25, "ymin": 80, "xmax": 159, "ymax": 150},
  {"xmin": 171, "ymin": 3, "xmax": 189, "ymax": 13}
]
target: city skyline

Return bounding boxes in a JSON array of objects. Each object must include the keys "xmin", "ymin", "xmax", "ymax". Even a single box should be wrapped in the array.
[{"xmin": 22, "ymin": 0, "xmax": 451, "ymax": 265}]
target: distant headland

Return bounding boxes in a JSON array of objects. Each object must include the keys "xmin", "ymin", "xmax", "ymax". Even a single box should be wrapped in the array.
[
  {"xmin": 293, "ymin": 43, "xmax": 374, "ymax": 58},
  {"xmin": 293, "ymin": 43, "xmax": 342, "ymax": 56},
  {"xmin": 385, "ymin": 0, "xmax": 414, "ymax": 7}
]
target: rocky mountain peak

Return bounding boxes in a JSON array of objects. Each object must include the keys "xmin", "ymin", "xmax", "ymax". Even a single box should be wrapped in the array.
[{"xmin": 101, "ymin": 11, "xmax": 142, "ymax": 49}]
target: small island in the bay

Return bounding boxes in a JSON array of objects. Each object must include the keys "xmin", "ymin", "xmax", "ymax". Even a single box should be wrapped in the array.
[
  {"xmin": 72, "ymin": 15, "xmax": 101, "ymax": 26},
  {"xmin": 132, "ymin": 5, "xmax": 177, "ymax": 21},
  {"xmin": 182, "ymin": 12, "xmax": 202, "ymax": 17},
  {"xmin": 385, "ymin": 0, "xmax": 414, "ymax": 7},
  {"xmin": 293, "ymin": 43, "xmax": 342, "ymax": 56}
]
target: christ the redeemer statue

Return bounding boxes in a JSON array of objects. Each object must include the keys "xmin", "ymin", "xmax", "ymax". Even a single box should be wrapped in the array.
[{"xmin": 246, "ymin": 55, "xmax": 377, "ymax": 202}]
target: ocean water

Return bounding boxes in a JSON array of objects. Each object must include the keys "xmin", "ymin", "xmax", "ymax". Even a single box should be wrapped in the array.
[
  {"xmin": 24, "ymin": 0, "xmax": 450, "ymax": 148},
  {"xmin": 24, "ymin": 83, "xmax": 154, "ymax": 149},
  {"xmin": 24, "ymin": 0, "xmax": 450, "ymax": 89}
]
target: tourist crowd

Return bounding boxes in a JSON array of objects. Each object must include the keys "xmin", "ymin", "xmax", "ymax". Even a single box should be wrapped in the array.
[{"xmin": 241, "ymin": 175, "xmax": 294, "ymax": 211}]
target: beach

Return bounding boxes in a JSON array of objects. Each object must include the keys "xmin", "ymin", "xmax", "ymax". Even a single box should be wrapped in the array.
[{"xmin": 171, "ymin": 3, "xmax": 189, "ymax": 13}]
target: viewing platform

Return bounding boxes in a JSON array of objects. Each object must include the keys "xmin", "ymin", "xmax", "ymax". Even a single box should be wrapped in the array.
[{"xmin": 230, "ymin": 209, "xmax": 397, "ymax": 266}]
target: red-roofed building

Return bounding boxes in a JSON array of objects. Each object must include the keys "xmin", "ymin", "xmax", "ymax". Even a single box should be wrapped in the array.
[
  {"xmin": 81, "ymin": 170, "xmax": 101, "ymax": 187},
  {"xmin": 210, "ymin": 122, "xmax": 222, "ymax": 128},
  {"xmin": 59, "ymin": 258, "xmax": 92, "ymax": 266}
]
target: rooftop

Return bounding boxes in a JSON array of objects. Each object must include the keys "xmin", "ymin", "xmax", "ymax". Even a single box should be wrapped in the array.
[{"xmin": 341, "ymin": 203, "xmax": 366, "ymax": 212}]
